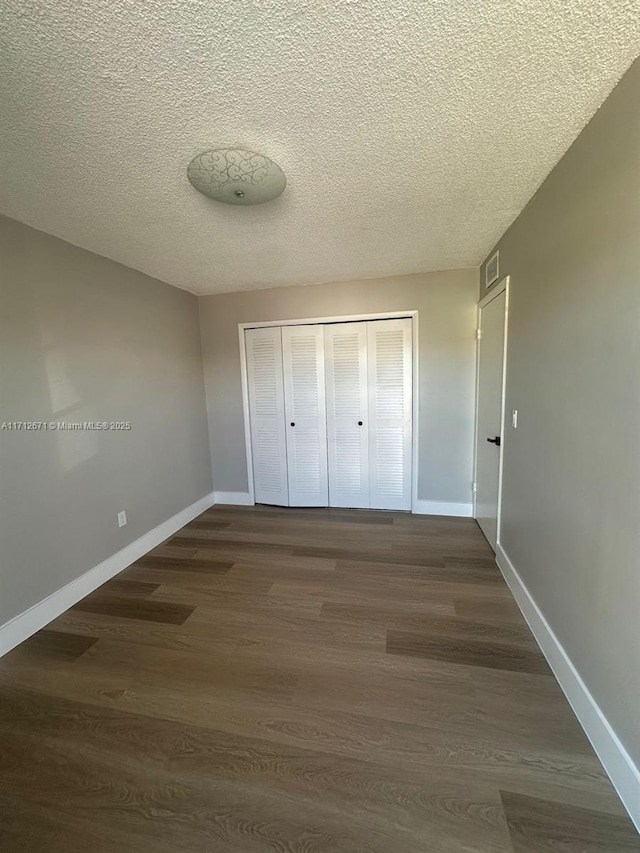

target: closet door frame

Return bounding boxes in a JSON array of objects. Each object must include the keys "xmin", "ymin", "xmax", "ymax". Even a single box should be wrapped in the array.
[{"xmin": 239, "ymin": 311, "xmax": 419, "ymax": 511}]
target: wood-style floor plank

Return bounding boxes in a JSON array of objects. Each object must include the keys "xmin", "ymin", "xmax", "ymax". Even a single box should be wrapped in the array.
[
  {"xmin": 135, "ymin": 554, "xmax": 234, "ymax": 573},
  {"xmin": 170, "ymin": 536, "xmax": 294, "ymax": 554},
  {"xmin": 0, "ymin": 505, "xmax": 636, "ymax": 852},
  {"xmin": 9, "ymin": 629, "xmax": 99, "ymax": 661},
  {"xmin": 92, "ymin": 578, "xmax": 160, "ymax": 598},
  {"xmin": 71, "ymin": 595, "xmax": 195, "ymax": 625},
  {"xmin": 501, "ymin": 790, "xmax": 640, "ymax": 852},
  {"xmin": 386, "ymin": 629, "xmax": 553, "ymax": 675},
  {"xmin": 0, "ymin": 793, "xmax": 179, "ymax": 853}
]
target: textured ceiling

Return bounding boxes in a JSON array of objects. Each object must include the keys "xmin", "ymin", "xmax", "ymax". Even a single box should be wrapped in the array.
[{"xmin": 1, "ymin": 1, "xmax": 639, "ymax": 295}]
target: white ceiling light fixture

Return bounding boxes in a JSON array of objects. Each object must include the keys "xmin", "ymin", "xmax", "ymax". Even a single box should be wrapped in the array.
[{"xmin": 187, "ymin": 147, "xmax": 286, "ymax": 205}]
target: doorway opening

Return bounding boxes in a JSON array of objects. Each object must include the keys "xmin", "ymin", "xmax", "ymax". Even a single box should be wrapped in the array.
[{"xmin": 474, "ymin": 276, "xmax": 510, "ymax": 550}]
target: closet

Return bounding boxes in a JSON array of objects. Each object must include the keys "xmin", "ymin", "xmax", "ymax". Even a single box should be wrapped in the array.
[{"xmin": 245, "ymin": 317, "xmax": 412, "ymax": 511}]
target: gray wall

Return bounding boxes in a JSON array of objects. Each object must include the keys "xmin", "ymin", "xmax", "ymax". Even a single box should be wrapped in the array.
[
  {"xmin": 481, "ymin": 58, "xmax": 640, "ymax": 766},
  {"xmin": 198, "ymin": 269, "xmax": 478, "ymax": 504},
  {"xmin": 0, "ymin": 216, "xmax": 212, "ymax": 626}
]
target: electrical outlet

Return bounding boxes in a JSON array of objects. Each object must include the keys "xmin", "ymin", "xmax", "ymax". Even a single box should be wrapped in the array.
[
  {"xmin": 117, "ymin": 510, "xmax": 127, "ymax": 528},
  {"xmin": 511, "ymin": 409, "xmax": 518, "ymax": 429}
]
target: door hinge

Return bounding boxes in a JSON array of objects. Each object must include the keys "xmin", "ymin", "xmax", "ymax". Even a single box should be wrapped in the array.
[
  {"xmin": 475, "ymin": 328, "xmax": 481, "ymax": 341},
  {"xmin": 472, "ymin": 481, "xmax": 477, "ymax": 493}
]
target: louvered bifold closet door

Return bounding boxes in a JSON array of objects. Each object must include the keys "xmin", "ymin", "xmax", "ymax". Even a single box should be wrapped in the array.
[
  {"xmin": 281, "ymin": 325, "xmax": 328, "ymax": 507},
  {"xmin": 324, "ymin": 322, "xmax": 370, "ymax": 508},
  {"xmin": 367, "ymin": 318, "xmax": 412, "ymax": 510},
  {"xmin": 245, "ymin": 326, "xmax": 289, "ymax": 506}
]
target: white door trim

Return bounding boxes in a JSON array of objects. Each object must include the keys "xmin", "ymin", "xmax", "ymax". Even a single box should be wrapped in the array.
[
  {"xmin": 240, "ymin": 310, "xmax": 416, "ymax": 329},
  {"xmin": 239, "ymin": 311, "xmax": 419, "ymax": 512},
  {"xmin": 478, "ymin": 275, "xmax": 508, "ymax": 311},
  {"xmin": 473, "ymin": 276, "xmax": 510, "ymax": 543}
]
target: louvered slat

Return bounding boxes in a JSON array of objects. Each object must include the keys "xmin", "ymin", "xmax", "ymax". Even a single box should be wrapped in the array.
[
  {"xmin": 245, "ymin": 327, "xmax": 289, "ymax": 506},
  {"xmin": 324, "ymin": 322, "xmax": 370, "ymax": 508},
  {"xmin": 367, "ymin": 319, "xmax": 412, "ymax": 510},
  {"xmin": 282, "ymin": 325, "xmax": 328, "ymax": 506}
]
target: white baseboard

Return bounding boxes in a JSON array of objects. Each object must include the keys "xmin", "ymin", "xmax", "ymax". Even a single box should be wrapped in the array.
[
  {"xmin": 413, "ymin": 500, "xmax": 473, "ymax": 517},
  {"xmin": 214, "ymin": 494, "xmax": 472, "ymax": 516},
  {"xmin": 212, "ymin": 494, "xmax": 471, "ymax": 515},
  {"xmin": 213, "ymin": 491, "xmax": 254, "ymax": 506},
  {"xmin": 0, "ymin": 491, "xmax": 215, "ymax": 658},
  {"xmin": 496, "ymin": 543, "xmax": 640, "ymax": 832}
]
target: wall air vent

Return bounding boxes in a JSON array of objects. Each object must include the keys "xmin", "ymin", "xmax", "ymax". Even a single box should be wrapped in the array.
[{"xmin": 485, "ymin": 250, "xmax": 499, "ymax": 288}]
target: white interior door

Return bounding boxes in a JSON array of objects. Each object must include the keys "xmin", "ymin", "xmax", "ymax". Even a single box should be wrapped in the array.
[
  {"xmin": 245, "ymin": 326, "xmax": 289, "ymax": 506},
  {"xmin": 367, "ymin": 318, "xmax": 412, "ymax": 510},
  {"xmin": 475, "ymin": 286, "xmax": 507, "ymax": 549},
  {"xmin": 282, "ymin": 325, "xmax": 328, "ymax": 507},
  {"xmin": 324, "ymin": 322, "xmax": 370, "ymax": 508}
]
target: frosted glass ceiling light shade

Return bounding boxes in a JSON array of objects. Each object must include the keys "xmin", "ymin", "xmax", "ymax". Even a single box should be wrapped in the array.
[{"xmin": 187, "ymin": 147, "xmax": 286, "ymax": 205}]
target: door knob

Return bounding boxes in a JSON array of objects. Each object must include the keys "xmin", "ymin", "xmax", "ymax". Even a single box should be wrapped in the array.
[
  {"xmin": 290, "ymin": 422, "xmax": 295, "ymax": 427},
  {"xmin": 358, "ymin": 421, "xmax": 363, "ymax": 426},
  {"xmin": 486, "ymin": 436, "xmax": 501, "ymax": 446}
]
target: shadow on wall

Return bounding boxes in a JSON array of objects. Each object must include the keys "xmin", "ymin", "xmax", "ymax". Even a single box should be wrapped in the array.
[{"xmin": 42, "ymin": 340, "xmax": 98, "ymax": 472}]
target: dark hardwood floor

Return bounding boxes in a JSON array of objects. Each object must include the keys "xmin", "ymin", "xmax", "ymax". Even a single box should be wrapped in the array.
[{"xmin": 0, "ymin": 506, "xmax": 637, "ymax": 852}]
